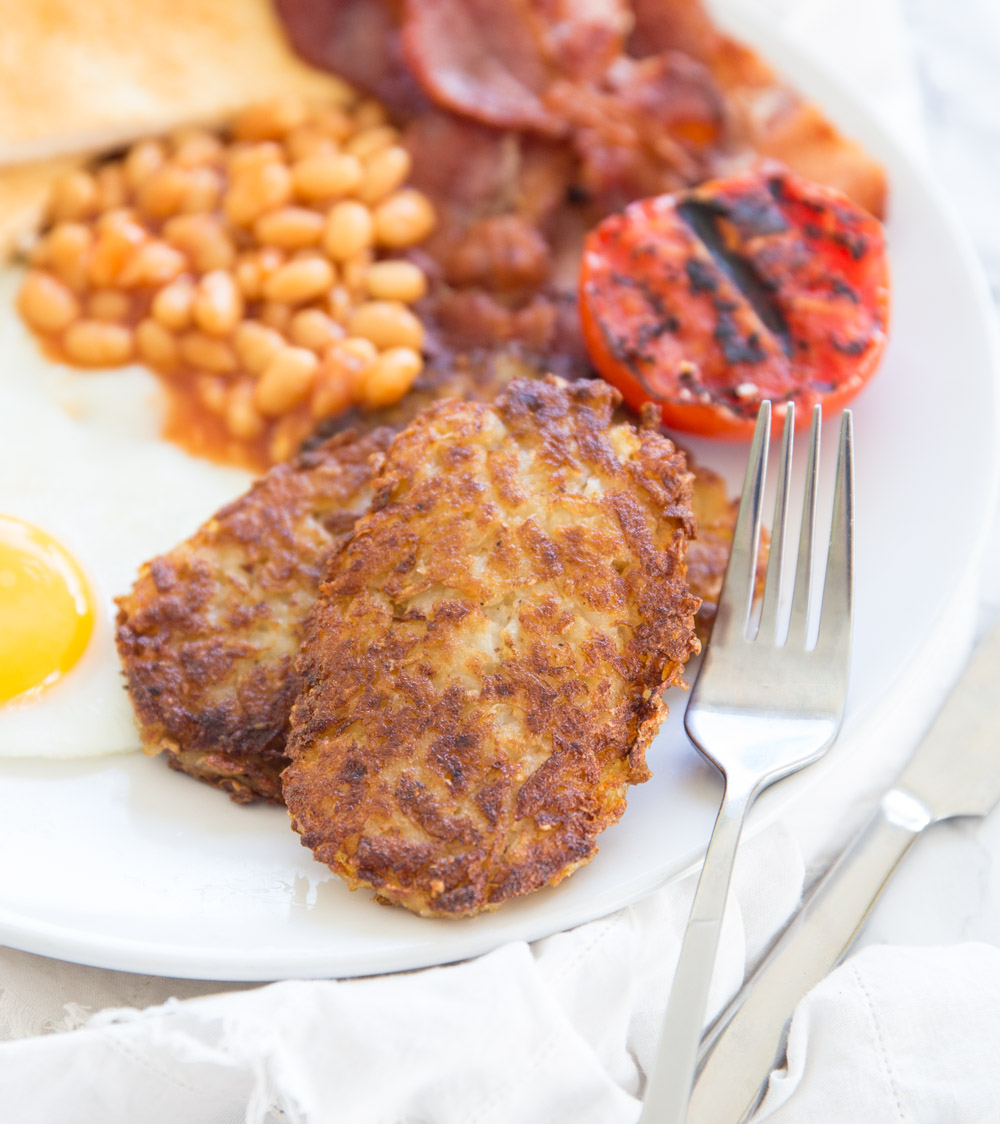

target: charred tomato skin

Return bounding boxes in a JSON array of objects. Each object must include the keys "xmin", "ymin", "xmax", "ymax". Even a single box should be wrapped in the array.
[{"xmin": 579, "ymin": 163, "xmax": 890, "ymax": 439}]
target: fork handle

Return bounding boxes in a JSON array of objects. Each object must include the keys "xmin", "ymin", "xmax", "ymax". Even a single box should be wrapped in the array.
[
  {"xmin": 686, "ymin": 792, "xmax": 929, "ymax": 1124},
  {"xmin": 639, "ymin": 780, "xmax": 754, "ymax": 1124}
]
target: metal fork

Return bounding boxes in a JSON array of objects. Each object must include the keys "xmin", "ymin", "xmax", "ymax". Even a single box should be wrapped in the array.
[{"xmin": 638, "ymin": 400, "xmax": 854, "ymax": 1124}]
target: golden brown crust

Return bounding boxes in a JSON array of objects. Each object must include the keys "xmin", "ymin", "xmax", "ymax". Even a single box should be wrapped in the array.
[
  {"xmin": 114, "ymin": 427, "xmax": 394, "ymax": 801},
  {"xmin": 283, "ymin": 376, "xmax": 700, "ymax": 917}
]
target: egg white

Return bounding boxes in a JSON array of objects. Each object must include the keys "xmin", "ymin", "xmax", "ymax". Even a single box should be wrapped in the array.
[{"xmin": 0, "ymin": 268, "xmax": 254, "ymax": 756}]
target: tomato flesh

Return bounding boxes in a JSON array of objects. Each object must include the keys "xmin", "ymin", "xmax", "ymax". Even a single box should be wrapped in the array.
[{"xmin": 579, "ymin": 163, "xmax": 890, "ymax": 438}]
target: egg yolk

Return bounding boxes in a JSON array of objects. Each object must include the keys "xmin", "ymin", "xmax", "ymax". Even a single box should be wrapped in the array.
[{"xmin": 0, "ymin": 516, "xmax": 95, "ymax": 704}]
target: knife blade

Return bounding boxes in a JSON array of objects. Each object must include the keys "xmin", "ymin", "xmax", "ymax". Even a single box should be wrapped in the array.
[{"xmin": 687, "ymin": 612, "xmax": 1000, "ymax": 1124}]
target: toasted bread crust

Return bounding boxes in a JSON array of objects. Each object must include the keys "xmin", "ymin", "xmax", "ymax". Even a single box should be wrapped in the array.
[
  {"xmin": 283, "ymin": 377, "xmax": 700, "ymax": 916},
  {"xmin": 114, "ymin": 428, "xmax": 394, "ymax": 802}
]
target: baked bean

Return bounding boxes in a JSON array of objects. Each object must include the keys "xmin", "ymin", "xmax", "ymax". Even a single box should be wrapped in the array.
[
  {"xmin": 344, "ymin": 126, "xmax": 398, "ymax": 161},
  {"xmin": 325, "ymin": 285, "xmax": 353, "ymax": 324},
  {"xmin": 136, "ymin": 318, "xmax": 180, "ymax": 370},
  {"xmin": 193, "ymin": 270, "xmax": 243, "ymax": 336},
  {"xmin": 195, "ymin": 374, "xmax": 228, "ymax": 414},
  {"xmin": 360, "ymin": 346, "xmax": 423, "ymax": 408},
  {"xmin": 259, "ymin": 301, "xmax": 292, "ymax": 333},
  {"xmin": 63, "ymin": 320, "xmax": 133, "ymax": 366},
  {"xmin": 124, "ymin": 140, "xmax": 166, "ymax": 191},
  {"xmin": 234, "ymin": 256, "xmax": 263, "ymax": 300},
  {"xmin": 284, "ymin": 125, "xmax": 337, "ymax": 163},
  {"xmin": 322, "ymin": 201, "xmax": 374, "ymax": 262},
  {"xmin": 234, "ymin": 321, "xmax": 286, "ymax": 375},
  {"xmin": 310, "ymin": 105, "xmax": 355, "ymax": 142},
  {"xmin": 291, "ymin": 152, "xmax": 363, "ymax": 202},
  {"xmin": 88, "ymin": 213, "xmax": 147, "ymax": 286},
  {"xmin": 228, "ymin": 141, "xmax": 283, "ymax": 175},
  {"xmin": 49, "ymin": 170, "xmax": 98, "ymax": 222},
  {"xmin": 179, "ymin": 167, "xmax": 223, "ymax": 214},
  {"xmin": 117, "ymin": 241, "xmax": 187, "ymax": 287},
  {"xmin": 179, "ymin": 331, "xmax": 237, "ymax": 373},
  {"xmin": 86, "ymin": 289, "xmax": 130, "ymax": 322},
  {"xmin": 364, "ymin": 260, "xmax": 427, "ymax": 303},
  {"xmin": 310, "ymin": 366, "xmax": 352, "ymax": 419},
  {"xmin": 326, "ymin": 336, "xmax": 378, "ymax": 396},
  {"xmin": 171, "ymin": 128, "xmax": 224, "ymax": 168},
  {"xmin": 339, "ymin": 248, "xmax": 371, "ymax": 294},
  {"xmin": 373, "ymin": 189, "xmax": 436, "ymax": 248},
  {"xmin": 254, "ymin": 347, "xmax": 318, "ymax": 416},
  {"xmin": 254, "ymin": 207, "xmax": 324, "ymax": 249},
  {"xmin": 17, "ymin": 271, "xmax": 80, "ymax": 333},
  {"xmin": 233, "ymin": 97, "xmax": 309, "ymax": 142},
  {"xmin": 289, "ymin": 308, "xmax": 344, "ymax": 351},
  {"xmin": 137, "ymin": 165, "xmax": 192, "ymax": 219},
  {"xmin": 224, "ymin": 161, "xmax": 292, "ymax": 226},
  {"xmin": 42, "ymin": 223, "xmax": 93, "ymax": 292},
  {"xmin": 224, "ymin": 381, "xmax": 265, "ymax": 439},
  {"xmin": 152, "ymin": 277, "xmax": 195, "ymax": 331},
  {"xmin": 163, "ymin": 214, "xmax": 235, "ymax": 271},
  {"xmin": 262, "ymin": 257, "xmax": 334, "ymax": 304},
  {"xmin": 346, "ymin": 300, "xmax": 424, "ymax": 351},
  {"xmin": 357, "ymin": 146, "xmax": 412, "ymax": 205},
  {"xmin": 95, "ymin": 164, "xmax": 128, "ymax": 211}
]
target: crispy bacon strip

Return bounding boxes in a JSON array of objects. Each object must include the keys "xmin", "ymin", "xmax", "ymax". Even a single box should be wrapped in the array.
[
  {"xmin": 401, "ymin": 0, "xmax": 630, "ymax": 134},
  {"xmin": 628, "ymin": 0, "xmax": 887, "ymax": 217}
]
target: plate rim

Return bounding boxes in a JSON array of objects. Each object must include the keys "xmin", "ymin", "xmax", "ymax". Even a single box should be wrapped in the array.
[{"xmin": 1, "ymin": 1, "xmax": 999, "ymax": 980}]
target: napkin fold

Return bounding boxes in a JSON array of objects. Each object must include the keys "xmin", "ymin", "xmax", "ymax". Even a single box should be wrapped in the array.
[
  {"xmin": 7, "ymin": 934, "xmax": 1000, "ymax": 1123},
  {"xmin": 756, "ymin": 944, "xmax": 1000, "ymax": 1122}
]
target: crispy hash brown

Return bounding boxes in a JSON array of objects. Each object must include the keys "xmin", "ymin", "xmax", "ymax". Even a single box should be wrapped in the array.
[
  {"xmin": 283, "ymin": 376, "xmax": 700, "ymax": 917},
  {"xmin": 114, "ymin": 346, "xmax": 741, "ymax": 806},
  {"xmin": 114, "ymin": 428, "xmax": 393, "ymax": 802}
]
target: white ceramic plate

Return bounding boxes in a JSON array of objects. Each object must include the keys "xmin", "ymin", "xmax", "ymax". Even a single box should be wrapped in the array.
[{"xmin": 0, "ymin": 3, "xmax": 998, "ymax": 981}]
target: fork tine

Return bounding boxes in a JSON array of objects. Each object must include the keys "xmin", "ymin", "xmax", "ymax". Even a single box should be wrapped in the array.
[
  {"xmin": 814, "ymin": 410, "xmax": 855, "ymax": 665},
  {"xmin": 785, "ymin": 405, "xmax": 822, "ymax": 649},
  {"xmin": 712, "ymin": 401, "xmax": 770, "ymax": 644},
  {"xmin": 757, "ymin": 402, "xmax": 795, "ymax": 641}
]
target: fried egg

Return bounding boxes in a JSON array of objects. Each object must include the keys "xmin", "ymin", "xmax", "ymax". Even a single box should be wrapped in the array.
[{"xmin": 0, "ymin": 268, "xmax": 253, "ymax": 756}]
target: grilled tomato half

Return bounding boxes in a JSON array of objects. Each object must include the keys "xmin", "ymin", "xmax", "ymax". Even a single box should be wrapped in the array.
[{"xmin": 579, "ymin": 163, "xmax": 890, "ymax": 439}]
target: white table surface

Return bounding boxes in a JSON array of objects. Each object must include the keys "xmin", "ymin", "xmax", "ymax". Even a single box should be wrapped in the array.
[{"xmin": 850, "ymin": 0, "xmax": 1000, "ymax": 957}]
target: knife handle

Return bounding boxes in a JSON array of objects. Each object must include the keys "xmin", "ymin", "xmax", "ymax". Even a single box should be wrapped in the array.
[{"xmin": 686, "ymin": 790, "xmax": 932, "ymax": 1124}]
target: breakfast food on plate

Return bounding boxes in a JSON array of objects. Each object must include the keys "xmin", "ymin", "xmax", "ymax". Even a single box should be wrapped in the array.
[
  {"xmin": 114, "ymin": 428, "xmax": 393, "ymax": 802},
  {"xmin": 114, "ymin": 348, "xmax": 740, "ymax": 803},
  {"xmin": 0, "ymin": 516, "xmax": 95, "ymax": 706},
  {"xmin": 275, "ymin": 0, "xmax": 887, "ymax": 219},
  {"xmin": 1, "ymin": 0, "xmax": 885, "ymax": 917},
  {"xmin": 282, "ymin": 376, "xmax": 700, "ymax": 917},
  {"xmin": 0, "ymin": 0, "xmax": 356, "ymax": 252},
  {"xmin": 18, "ymin": 96, "xmax": 437, "ymax": 470},
  {"xmin": 579, "ymin": 164, "xmax": 890, "ymax": 438}
]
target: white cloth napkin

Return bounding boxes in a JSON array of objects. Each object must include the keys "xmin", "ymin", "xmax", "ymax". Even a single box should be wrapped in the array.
[{"xmin": 3, "ymin": 1, "xmax": 998, "ymax": 1121}]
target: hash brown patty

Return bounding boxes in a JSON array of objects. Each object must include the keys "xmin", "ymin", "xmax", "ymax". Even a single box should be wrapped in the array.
[
  {"xmin": 114, "ymin": 428, "xmax": 393, "ymax": 802},
  {"xmin": 283, "ymin": 376, "xmax": 700, "ymax": 917}
]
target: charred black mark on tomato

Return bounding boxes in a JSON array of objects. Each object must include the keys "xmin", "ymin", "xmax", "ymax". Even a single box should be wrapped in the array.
[
  {"xmin": 705, "ymin": 182, "xmax": 791, "ymax": 237},
  {"xmin": 599, "ymin": 320, "xmax": 649, "ymax": 378},
  {"xmin": 713, "ymin": 299, "xmax": 768, "ymax": 365},
  {"xmin": 609, "ymin": 270, "xmax": 681, "ymax": 333},
  {"xmin": 685, "ymin": 258, "xmax": 718, "ymax": 294},
  {"xmin": 831, "ymin": 334, "xmax": 871, "ymax": 357},
  {"xmin": 768, "ymin": 174, "xmax": 825, "ymax": 216},
  {"xmin": 831, "ymin": 278, "xmax": 860, "ymax": 303},
  {"xmin": 677, "ymin": 198, "xmax": 792, "ymax": 357},
  {"xmin": 832, "ymin": 229, "xmax": 869, "ymax": 261}
]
